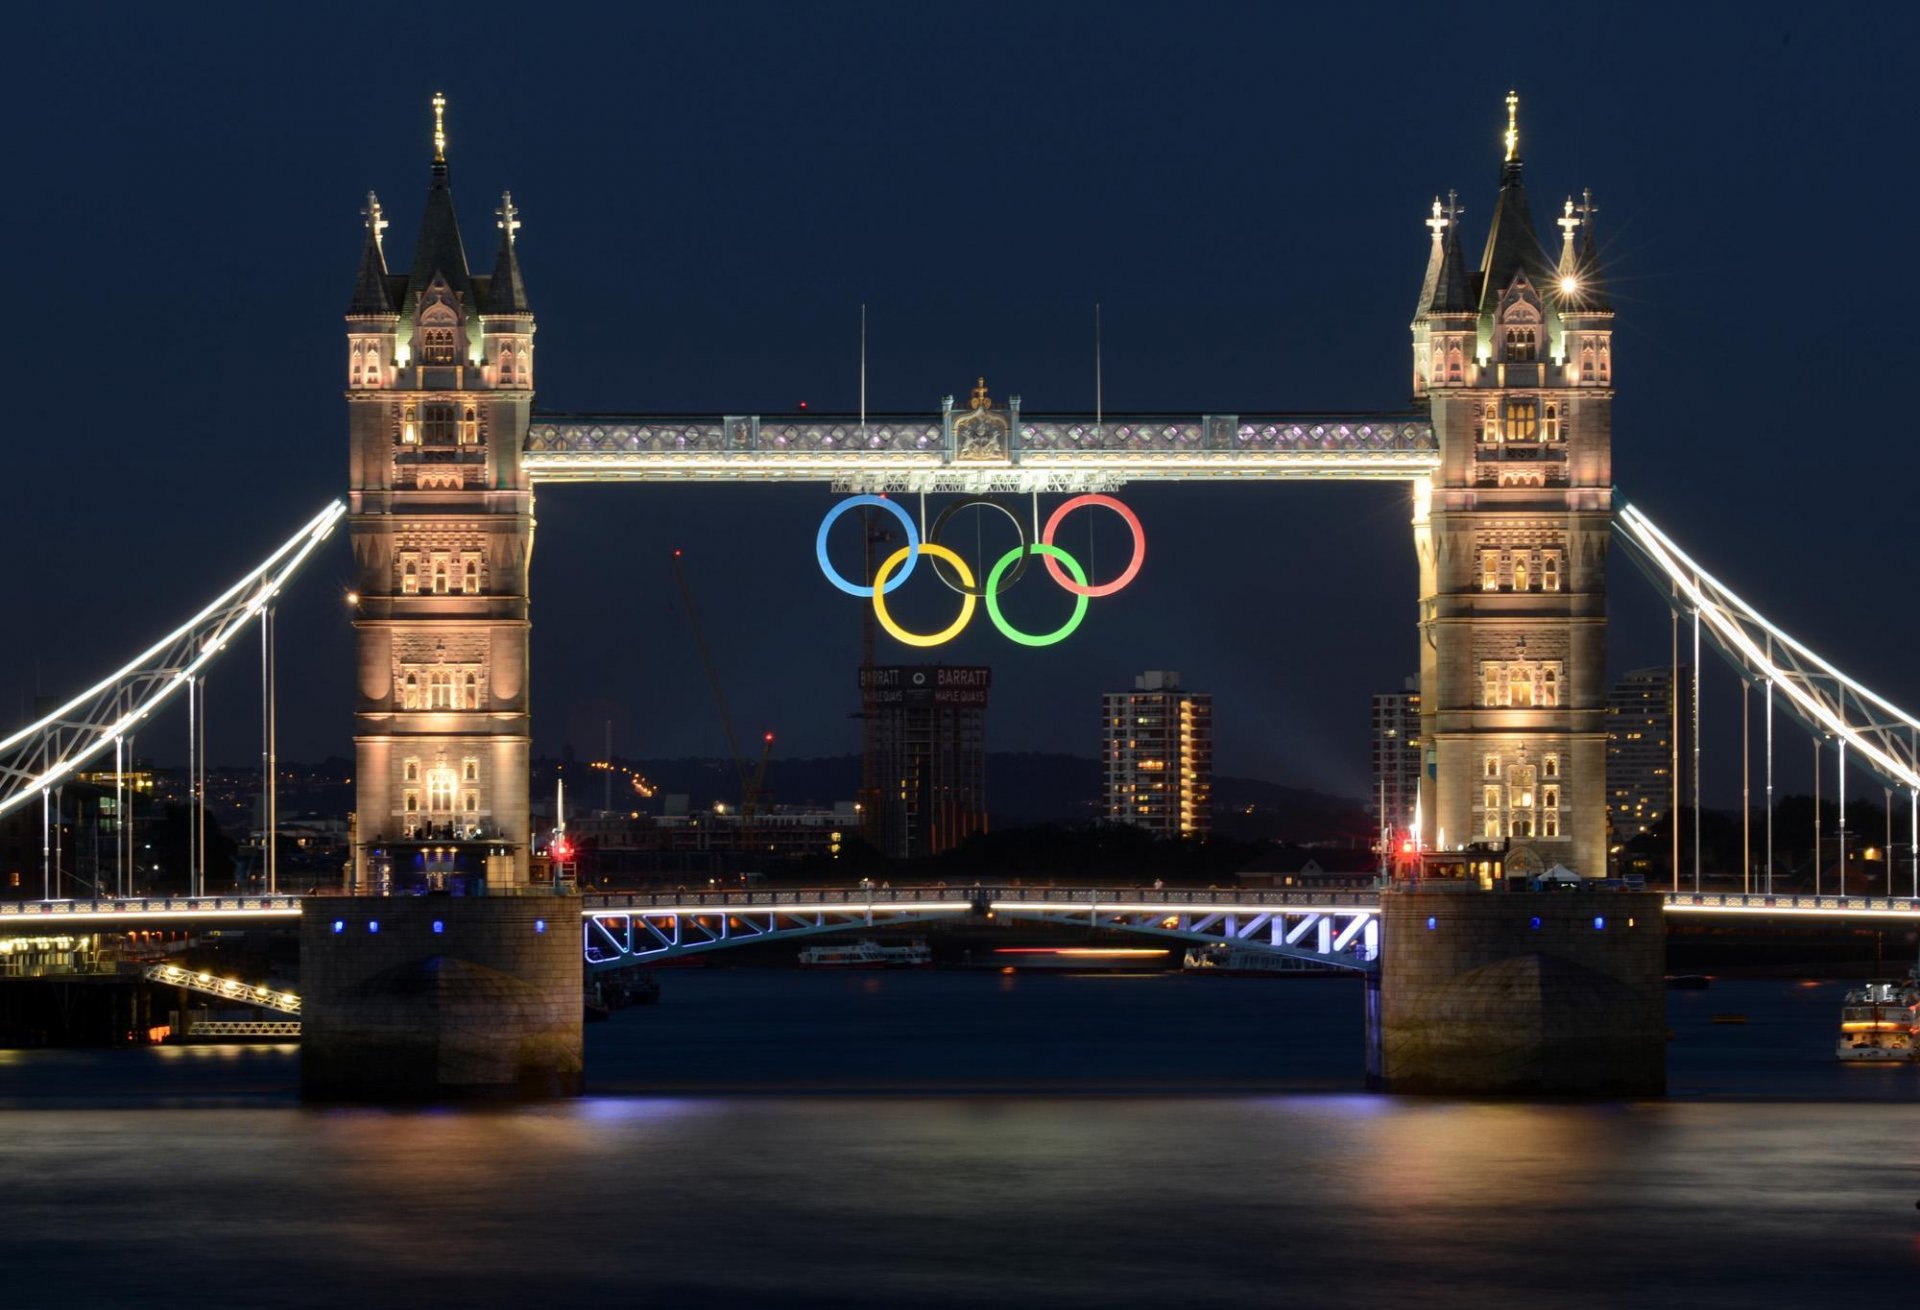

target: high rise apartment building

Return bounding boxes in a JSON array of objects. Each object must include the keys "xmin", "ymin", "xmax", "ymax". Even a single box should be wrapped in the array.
[
  {"xmin": 861, "ymin": 665, "xmax": 989, "ymax": 859},
  {"xmin": 1605, "ymin": 665, "xmax": 1691, "ymax": 839},
  {"xmin": 1103, "ymin": 671, "xmax": 1212, "ymax": 838},
  {"xmin": 1371, "ymin": 680, "xmax": 1423, "ymax": 846}
]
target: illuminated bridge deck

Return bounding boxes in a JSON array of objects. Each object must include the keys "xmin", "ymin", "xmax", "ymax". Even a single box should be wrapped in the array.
[{"xmin": 1, "ymin": 888, "xmax": 1915, "ymax": 930}]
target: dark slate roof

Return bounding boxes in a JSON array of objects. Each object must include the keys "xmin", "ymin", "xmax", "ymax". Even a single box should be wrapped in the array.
[
  {"xmin": 1569, "ymin": 224, "xmax": 1613, "ymax": 313},
  {"xmin": 346, "ymin": 225, "xmax": 394, "ymax": 316},
  {"xmin": 485, "ymin": 224, "xmax": 531, "ymax": 315},
  {"xmin": 1475, "ymin": 158, "xmax": 1555, "ymax": 323},
  {"xmin": 1413, "ymin": 221, "xmax": 1444, "ymax": 322},
  {"xmin": 400, "ymin": 166, "xmax": 472, "ymax": 320},
  {"xmin": 1426, "ymin": 220, "xmax": 1475, "ymax": 315}
]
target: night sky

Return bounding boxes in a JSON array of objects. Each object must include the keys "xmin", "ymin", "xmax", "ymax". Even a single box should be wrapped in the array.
[{"xmin": 4, "ymin": 4, "xmax": 1915, "ymax": 807}]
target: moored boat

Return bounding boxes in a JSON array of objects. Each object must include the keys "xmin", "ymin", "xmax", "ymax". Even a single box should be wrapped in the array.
[
  {"xmin": 798, "ymin": 939, "xmax": 932, "ymax": 969},
  {"xmin": 1181, "ymin": 943, "xmax": 1339, "ymax": 977},
  {"xmin": 1835, "ymin": 978, "xmax": 1918, "ymax": 1061}
]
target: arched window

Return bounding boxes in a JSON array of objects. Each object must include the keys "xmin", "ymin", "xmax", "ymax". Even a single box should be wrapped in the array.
[
  {"xmin": 401, "ymin": 560, "xmax": 418, "ymax": 595},
  {"xmin": 1598, "ymin": 345, "xmax": 1611, "ymax": 380},
  {"xmin": 1484, "ymin": 401, "xmax": 1500, "ymax": 441},
  {"xmin": 463, "ymin": 790, "xmax": 479, "ymax": 814},
  {"xmin": 1541, "ymin": 666, "xmax": 1559, "ymax": 707},
  {"xmin": 403, "ymin": 759, "xmax": 420, "ymax": 783},
  {"xmin": 1543, "ymin": 755, "xmax": 1560, "ymax": 780},
  {"xmin": 1447, "ymin": 346, "xmax": 1463, "ymax": 383},
  {"xmin": 1503, "ymin": 398, "xmax": 1539, "ymax": 442},
  {"xmin": 463, "ymin": 759, "xmax": 479, "ymax": 783},
  {"xmin": 432, "ymin": 559, "xmax": 449, "ymax": 594},
  {"xmin": 401, "ymin": 404, "xmax": 419, "ymax": 445},
  {"xmin": 463, "ymin": 559, "xmax": 480, "ymax": 594},
  {"xmin": 427, "ymin": 768, "xmax": 456, "ymax": 811},
  {"xmin": 1543, "ymin": 403, "xmax": 1560, "ymax": 441},
  {"xmin": 420, "ymin": 326, "xmax": 457, "ymax": 364},
  {"xmin": 1481, "ymin": 551, "xmax": 1500, "ymax": 591},
  {"xmin": 1505, "ymin": 327, "xmax": 1537, "ymax": 361},
  {"xmin": 1513, "ymin": 555, "xmax": 1530, "ymax": 592},
  {"xmin": 1483, "ymin": 663, "xmax": 1502, "ymax": 707},
  {"xmin": 459, "ymin": 406, "xmax": 479, "ymax": 445},
  {"xmin": 462, "ymin": 672, "xmax": 479, "ymax": 709},
  {"xmin": 1543, "ymin": 552, "xmax": 1561, "ymax": 592},
  {"xmin": 429, "ymin": 670, "xmax": 454, "ymax": 710},
  {"xmin": 1508, "ymin": 665, "xmax": 1534, "ymax": 709},
  {"xmin": 402, "ymin": 673, "xmax": 419, "ymax": 710}
]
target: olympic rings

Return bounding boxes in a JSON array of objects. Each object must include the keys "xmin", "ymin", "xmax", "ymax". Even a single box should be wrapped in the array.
[
  {"xmin": 816, "ymin": 493, "xmax": 1146, "ymax": 647},
  {"xmin": 871, "ymin": 543, "xmax": 976, "ymax": 647},
  {"xmin": 984, "ymin": 544, "xmax": 1089, "ymax": 647},
  {"xmin": 928, "ymin": 496, "xmax": 1030, "ymax": 597},
  {"xmin": 815, "ymin": 494, "xmax": 919, "ymax": 596},
  {"xmin": 1041, "ymin": 494, "xmax": 1146, "ymax": 597}
]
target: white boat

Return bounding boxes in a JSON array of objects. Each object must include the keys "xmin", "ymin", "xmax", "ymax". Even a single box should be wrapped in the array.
[
  {"xmin": 798, "ymin": 939, "xmax": 932, "ymax": 969},
  {"xmin": 1181, "ymin": 943, "xmax": 1337, "ymax": 977},
  {"xmin": 1835, "ymin": 978, "xmax": 1918, "ymax": 1061}
]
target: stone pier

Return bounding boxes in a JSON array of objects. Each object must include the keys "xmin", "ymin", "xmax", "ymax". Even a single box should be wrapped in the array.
[
  {"xmin": 1370, "ymin": 888, "xmax": 1666, "ymax": 1096},
  {"xmin": 301, "ymin": 896, "xmax": 582, "ymax": 1100}
]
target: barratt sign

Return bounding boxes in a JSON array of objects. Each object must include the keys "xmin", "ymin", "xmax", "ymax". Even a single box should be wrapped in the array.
[{"xmin": 859, "ymin": 665, "xmax": 991, "ymax": 706}]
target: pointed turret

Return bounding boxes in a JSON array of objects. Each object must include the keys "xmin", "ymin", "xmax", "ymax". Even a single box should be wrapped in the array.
[
  {"xmin": 348, "ymin": 191, "xmax": 397, "ymax": 315},
  {"xmin": 1428, "ymin": 213, "xmax": 1474, "ymax": 315},
  {"xmin": 400, "ymin": 93, "xmax": 473, "ymax": 321},
  {"xmin": 485, "ymin": 191, "xmax": 530, "ymax": 314},
  {"xmin": 1475, "ymin": 91, "xmax": 1555, "ymax": 332},
  {"xmin": 1569, "ymin": 189, "xmax": 1612, "ymax": 312}
]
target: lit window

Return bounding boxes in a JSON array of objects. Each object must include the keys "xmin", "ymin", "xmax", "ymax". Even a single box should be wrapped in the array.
[
  {"xmin": 1508, "ymin": 665, "xmax": 1534, "ymax": 708},
  {"xmin": 458, "ymin": 406, "xmax": 479, "ymax": 445},
  {"xmin": 1504, "ymin": 326, "xmax": 1537, "ymax": 361},
  {"xmin": 420, "ymin": 325, "xmax": 457, "ymax": 364},
  {"xmin": 1542, "ymin": 665, "xmax": 1560, "ymax": 708},
  {"xmin": 429, "ymin": 670, "xmax": 454, "ymax": 710},
  {"xmin": 1543, "ymin": 552, "xmax": 1561, "ymax": 592},
  {"xmin": 1446, "ymin": 346, "xmax": 1463, "ymax": 383},
  {"xmin": 1481, "ymin": 551, "xmax": 1500, "ymax": 591},
  {"xmin": 1483, "ymin": 664, "xmax": 1502, "ymax": 708},
  {"xmin": 401, "ymin": 558, "xmax": 419, "ymax": 595},
  {"xmin": 1543, "ymin": 403, "xmax": 1560, "ymax": 441},
  {"xmin": 427, "ymin": 768, "xmax": 456, "ymax": 812},
  {"xmin": 462, "ymin": 558, "xmax": 480, "ymax": 594},
  {"xmin": 402, "ymin": 673, "xmax": 420, "ymax": 710},
  {"xmin": 1503, "ymin": 398, "xmax": 1539, "ymax": 442},
  {"xmin": 1513, "ymin": 555, "xmax": 1530, "ymax": 592},
  {"xmin": 1543, "ymin": 755, "xmax": 1560, "ymax": 779},
  {"xmin": 1484, "ymin": 755, "xmax": 1500, "ymax": 779},
  {"xmin": 403, "ymin": 759, "xmax": 420, "ymax": 783},
  {"xmin": 401, "ymin": 404, "xmax": 419, "ymax": 445},
  {"xmin": 462, "ymin": 672, "xmax": 479, "ymax": 710},
  {"xmin": 432, "ymin": 557, "xmax": 450, "ymax": 594},
  {"xmin": 403, "ymin": 790, "xmax": 419, "ymax": 813}
]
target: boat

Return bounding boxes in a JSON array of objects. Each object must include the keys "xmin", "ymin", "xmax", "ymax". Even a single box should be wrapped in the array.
[
  {"xmin": 798, "ymin": 939, "xmax": 932, "ymax": 969},
  {"xmin": 1181, "ymin": 943, "xmax": 1340, "ymax": 977},
  {"xmin": 1835, "ymin": 978, "xmax": 1919, "ymax": 1062}
]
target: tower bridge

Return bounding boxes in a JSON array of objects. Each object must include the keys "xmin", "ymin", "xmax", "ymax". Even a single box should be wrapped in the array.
[{"xmin": 8, "ymin": 93, "xmax": 1920, "ymax": 1096}]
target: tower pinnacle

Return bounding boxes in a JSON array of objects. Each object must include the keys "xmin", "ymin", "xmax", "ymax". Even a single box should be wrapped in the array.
[
  {"xmin": 433, "ymin": 92, "xmax": 447, "ymax": 165},
  {"xmin": 1504, "ymin": 89, "xmax": 1520, "ymax": 162},
  {"xmin": 497, "ymin": 192, "xmax": 521, "ymax": 246},
  {"xmin": 363, "ymin": 191, "xmax": 389, "ymax": 254}
]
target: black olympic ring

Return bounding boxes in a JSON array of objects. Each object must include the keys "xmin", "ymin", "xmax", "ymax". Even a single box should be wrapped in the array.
[{"xmin": 927, "ymin": 496, "xmax": 1031, "ymax": 597}]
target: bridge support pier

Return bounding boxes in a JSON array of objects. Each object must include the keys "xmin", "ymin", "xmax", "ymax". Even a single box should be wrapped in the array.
[
  {"xmin": 300, "ymin": 896, "xmax": 582, "ymax": 1101},
  {"xmin": 1369, "ymin": 889, "xmax": 1665, "ymax": 1096}
]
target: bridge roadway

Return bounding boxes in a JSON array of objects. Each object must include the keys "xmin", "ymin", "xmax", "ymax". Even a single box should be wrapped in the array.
[{"xmin": 3, "ymin": 886, "xmax": 1917, "ymax": 971}]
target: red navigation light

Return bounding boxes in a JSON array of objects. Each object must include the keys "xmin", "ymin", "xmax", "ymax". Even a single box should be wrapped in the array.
[
  {"xmin": 764, "ymin": 732, "xmax": 775, "ymax": 743},
  {"xmin": 672, "ymin": 548, "xmax": 683, "ymax": 558},
  {"xmin": 798, "ymin": 400, "xmax": 808, "ymax": 409},
  {"xmin": 551, "ymin": 837, "xmax": 572, "ymax": 862}
]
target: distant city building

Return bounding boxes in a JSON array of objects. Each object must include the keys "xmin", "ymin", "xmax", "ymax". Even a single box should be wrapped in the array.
[
  {"xmin": 861, "ymin": 665, "xmax": 989, "ymax": 859},
  {"xmin": 1370, "ymin": 678, "xmax": 1422, "ymax": 849},
  {"xmin": 1606, "ymin": 665, "xmax": 1692, "ymax": 838},
  {"xmin": 1103, "ymin": 671, "xmax": 1213, "ymax": 838}
]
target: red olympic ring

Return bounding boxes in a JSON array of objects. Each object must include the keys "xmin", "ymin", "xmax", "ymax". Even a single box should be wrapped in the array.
[{"xmin": 1040, "ymin": 494, "xmax": 1146, "ymax": 597}]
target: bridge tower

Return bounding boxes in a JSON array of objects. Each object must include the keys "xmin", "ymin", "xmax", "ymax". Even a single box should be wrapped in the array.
[
  {"xmin": 1411, "ymin": 93, "xmax": 1614, "ymax": 877},
  {"xmin": 345, "ymin": 97, "xmax": 536, "ymax": 891}
]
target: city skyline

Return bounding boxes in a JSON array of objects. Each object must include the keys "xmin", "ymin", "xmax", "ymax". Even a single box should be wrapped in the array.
[{"xmin": 2, "ymin": 7, "xmax": 1913, "ymax": 810}]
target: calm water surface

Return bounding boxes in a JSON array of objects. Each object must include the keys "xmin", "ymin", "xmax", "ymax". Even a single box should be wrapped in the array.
[{"xmin": 1, "ymin": 972, "xmax": 1916, "ymax": 1307}]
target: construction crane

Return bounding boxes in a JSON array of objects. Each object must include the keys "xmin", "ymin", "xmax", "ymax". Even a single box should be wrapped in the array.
[{"xmin": 669, "ymin": 549, "xmax": 774, "ymax": 853}]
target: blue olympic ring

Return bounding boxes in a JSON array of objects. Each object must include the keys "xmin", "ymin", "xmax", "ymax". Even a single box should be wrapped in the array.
[{"xmin": 815, "ymin": 494, "xmax": 921, "ymax": 596}]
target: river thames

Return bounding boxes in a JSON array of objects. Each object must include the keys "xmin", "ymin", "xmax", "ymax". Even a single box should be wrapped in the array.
[{"xmin": 1, "ymin": 971, "xmax": 1915, "ymax": 1307}]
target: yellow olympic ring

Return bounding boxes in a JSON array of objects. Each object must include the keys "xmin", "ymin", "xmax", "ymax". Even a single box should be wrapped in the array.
[{"xmin": 871, "ymin": 543, "xmax": 977, "ymax": 647}]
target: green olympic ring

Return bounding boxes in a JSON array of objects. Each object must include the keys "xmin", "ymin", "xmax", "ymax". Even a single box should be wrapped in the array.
[{"xmin": 983, "ymin": 543, "xmax": 1089, "ymax": 647}]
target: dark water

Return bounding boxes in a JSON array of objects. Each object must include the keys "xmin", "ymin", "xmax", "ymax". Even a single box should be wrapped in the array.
[{"xmin": 2, "ymin": 972, "xmax": 1917, "ymax": 1307}]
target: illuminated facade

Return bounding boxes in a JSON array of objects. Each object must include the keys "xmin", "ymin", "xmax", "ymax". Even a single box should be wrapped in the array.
[
  {"xmin": 1411, "ymin": 93, "xmax": 1612, "ymax": 876},
  {"xmin": 1605, "ymin": 665, "xmax": 1690, "ymax": 838},
  {"xmin": 1102, "ymin": 671, "xmax": 1212, "ymax": 838},
  {"xmin": 346, "ymin": 98, "xmax": 534, "ymax": 890}
]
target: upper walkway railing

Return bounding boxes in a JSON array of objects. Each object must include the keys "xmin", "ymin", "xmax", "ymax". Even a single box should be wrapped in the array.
[{"xmin": 523, "ymin": 413, "xmax": 1438, "ymax": 491}]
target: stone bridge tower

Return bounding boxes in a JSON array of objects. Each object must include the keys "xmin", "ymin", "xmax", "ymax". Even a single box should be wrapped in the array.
[
  {"xmin": 344, "ymin": 97, "xmax": 536, "ymax": 891},
  {"xmin": 1410, "ymin": 94, "xmax": 1614, "ymax": 877}
]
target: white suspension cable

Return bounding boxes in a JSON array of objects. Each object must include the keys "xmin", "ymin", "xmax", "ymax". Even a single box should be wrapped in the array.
[{"xmin": 0, "ymin": 501, "xmax": 346, "ymax": 824}]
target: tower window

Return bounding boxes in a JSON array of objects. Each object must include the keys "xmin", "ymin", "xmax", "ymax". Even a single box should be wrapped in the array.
[
  {"xmin": 403, "ymin": 759, "xmax": 420, "ymax": 783},
  {"xmin": 401, "ymin": 557, "xmax": 419, "ymax": 595},
  {"xmin": 459, "ymin": 406, "xmax": 479, "ymax": 445},
  {"xmin": 1504, "ymin": 327, "xmax": 1537, "ymax": 361},
  {"xmin": 427, "ymin": 768, "xmax": 456, "ymax": 812},
  {"xmin": 423, "ymin": 403, "xmax": 456, "ymax": 446},
  {"xmin": 462, "ymin": 759, "xmax": 479, "ymax": 783},
  {"xmin": 462, "ymin": 558, "xmax": 480, "ymax": 594},
  {"xmin": 1543, "ymin": 552, "xmax": 1562, "ymax": 592},
  {"xmin": 462, "ymin": 672, "xmax": 479, "ymax": 710},
  {"xmin": 1512, "ymin": 555, "xmax": 1530, "ymax": 593},
  {"xmin": 1484, "ymin": 754, "xmax": 1500, "ymax": 779},
  {"xmin": 1502, "ymin": 398, "xmax": 1539, "ymax": 442},
  {"xmin": 401, "ymin": 404, "xmax": 419, "ymax": 445},
  {"xmin": 1543, "ymin": 403, "xmax": 1560, "ymax": 441},
  {"xmin": 1447, "ymin": 346, "xmax": 1463, "ymax": 383},
  {"xmin": 402, "ymin": 673, "xmax": 419, "ymax": 710},
  {"xmin": 419, "ymin": 326, "xmax": 457, "ymax": 364},
  {"xmin": 1544, "ymin": 754, "xmax": 1561, "ymax": 780},
  {"xmin": 1481, "ymin": 551, "xmax": 1499, "ymax": 591},
  {"xmin": 429, "ymin": 670, "xmax": 454, "ymax": 710}
]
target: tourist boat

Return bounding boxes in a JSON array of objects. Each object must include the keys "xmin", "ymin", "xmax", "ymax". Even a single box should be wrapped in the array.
[
  {"xmin": 1181, "ymin": 943, "xmax": 1339, "ymax": 977},
  {"xmin": 797, "ymin": 939, "xmax": 932, "ymax": 969},
  {"xmin": 1835, "ymin": 978, "xmax": 1919, "ymax": 1061}
]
